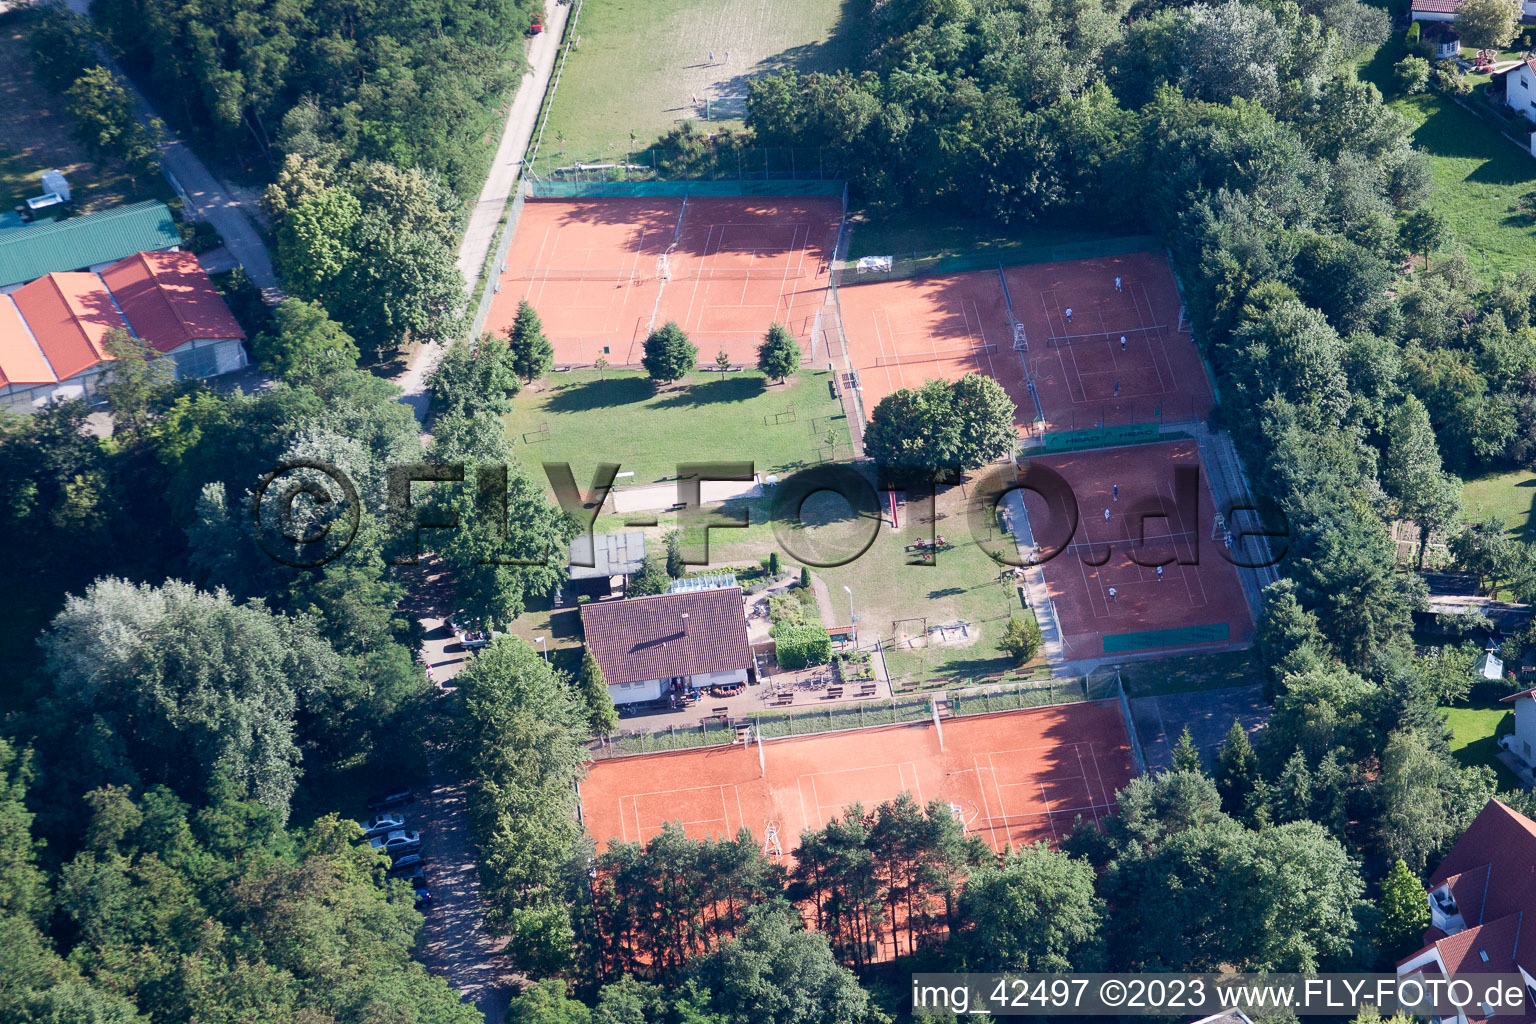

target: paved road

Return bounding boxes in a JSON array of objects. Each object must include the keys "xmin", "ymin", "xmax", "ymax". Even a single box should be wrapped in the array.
[
  {"xmin": 158, "ymin": 136, "xmax": 282, "ymax": 300},
  {"xmin": 63, "ymin": 0, "xmax": 283, "ymax": 300},
  {"xmin": 396, "ymin": 0, "xmax": 569, "ymax": 423}
]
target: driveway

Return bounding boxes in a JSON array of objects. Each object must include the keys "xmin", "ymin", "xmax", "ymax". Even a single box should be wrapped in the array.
[{"xmin": 62, "ymin": 0, "xmax": 283, "ymax": 301}]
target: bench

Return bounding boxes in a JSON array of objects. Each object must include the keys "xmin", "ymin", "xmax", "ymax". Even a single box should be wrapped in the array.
[{"xmin": 711, "ymin": 705, "xmax": 730, "ymax": 716}]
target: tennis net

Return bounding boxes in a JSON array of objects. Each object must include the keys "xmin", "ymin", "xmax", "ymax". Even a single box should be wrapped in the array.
[
  {"xmin": 1046, "ymin": 324, "xmax": 1167, "ymax": 348},
  {"xmin": 507, "ymin": 266, "xmax": 813, "ymax": 282},
  {"xmin": 872, "ymin": 343, "xmax": 999, "ymax": 368},
  {"xmin": 1047, "ymin": 529, "xmax": 1200, "ymax": 562}
]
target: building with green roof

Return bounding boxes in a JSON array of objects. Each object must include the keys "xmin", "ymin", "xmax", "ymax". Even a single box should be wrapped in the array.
[{"xmin": 0, "ymin": 201, "xmax": 182, "ymax": 290}]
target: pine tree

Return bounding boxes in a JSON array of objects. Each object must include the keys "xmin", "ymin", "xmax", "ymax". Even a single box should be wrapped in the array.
[
  {"xmin": 768, "ymin": 551, "xmax": 781, "ymax": 575},
  {"xmin": 800, "ymin": 566, "xmax": 812, "ymax": 589},
  {"xmin": 1377, "ymin": 858, "xmax": 1430, "ymax": 963},
  {"xmin": 757, "ymin": 322, "xmax": 800, "ymax": 383},
  {"xmin": 1214, "ymin": 719, "xmax": 1258, "ymax": 816},
  {"xmin": 1171, "ymin": 726, "xmax": 1203, "ymax": 773},
  {"xmin": 664, "ymin": 529, "xmax": 685, "ymax": 578},
  {"xmin": 642, "ymin": 321, "xmax": 697, "ymax": 384},
  {"xmin": 579, "ymin": 646, "xmax": 618, "ymax": 736},
  {"xmin": 508, "ymin": 300, "xmax": 554, "ymax": 383},
  {"xmin": 996, "ymin": 615, "xmax": 1042, "ymax": 665},
  {"xmin": 715, "ymin": 348, "xmax": 732, "ymax": 376}
]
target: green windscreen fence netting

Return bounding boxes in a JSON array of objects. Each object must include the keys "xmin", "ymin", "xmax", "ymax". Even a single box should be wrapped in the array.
[
  {"xmin": 528, "ymin": 180, "xmax": 845, "ymax": 199},
  {"xmin": 1102, "ymin": 622, "xmax": 1230, "ymax": 654}
]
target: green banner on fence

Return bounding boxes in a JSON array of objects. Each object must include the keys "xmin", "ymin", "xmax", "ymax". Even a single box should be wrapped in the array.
[
  {"xmin": 1102, "ymin": 622, "xmax": 1230, "ymax": 654},
  {"xmin": 1040, "ymin": 421, "xmax": 1162, "ymax": 453},
  {"xmin": 529, "ymin": 180, "xmax": 845, "ymax": 199}
]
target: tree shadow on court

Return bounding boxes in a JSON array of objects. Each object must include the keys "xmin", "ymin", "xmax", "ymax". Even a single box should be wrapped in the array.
[
  {"xmin": 545, "ymin": 376, "xmax": 656, "ymax": 414},
  {"xmin": 650, "ymin": 375, "xmax": 767, "ymax": 409}
]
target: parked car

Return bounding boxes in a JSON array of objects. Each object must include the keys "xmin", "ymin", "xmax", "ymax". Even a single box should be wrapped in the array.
[
  {"xmin": 387, "ymin": 854, "xmax": 424, "ymax": 874},
  {"xmin": 414, "ymin": 887, "xmax": 434, "ymax": 909},
  {"xmin": 391, "ymin": 864, "xmax": 426, "ymax": 886},
  {"xmin": 370, "ymin": 830, "xmax": 421, "ymax": 857},
  {"xmin": 459, "ymin": 630, "xmax": 494, "ymax": 649},
  {"xmin": 367, "ymin": 789, "xmax": 412, "ymax": 811},
  {"xmin": 359, "ymin": 812, "xmax": 405, "ymax": 837}
]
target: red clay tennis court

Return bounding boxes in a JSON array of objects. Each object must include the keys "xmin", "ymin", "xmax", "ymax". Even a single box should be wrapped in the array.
[
  {"xmin": 1018, "ymin": 440, "xmax": 1254, "ymax": 659},
  {"xmin": 486, "ymin": 197, "xmax": 841, "ymax": 366},
  {"xmin": 836, "ymin": 270, "xmax": 1034, "ymax": 432},
  {"xmin": 1007, "ymin": 250, "xmax": 1213, "ymax": 433},
  {"xmin": 579, "ymin": 701, "xmax": 1135, "ymax": 860}
]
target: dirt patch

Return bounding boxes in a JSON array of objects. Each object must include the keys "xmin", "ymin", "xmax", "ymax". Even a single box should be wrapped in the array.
[{"xmin": 0, "ymin": 23, "xmax": 149, "ymax": 213}]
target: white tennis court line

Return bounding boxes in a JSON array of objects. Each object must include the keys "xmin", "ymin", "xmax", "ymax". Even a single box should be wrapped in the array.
[
  {"xmin": 800, "ymin": 761, "xmax": 922, "ymax": 828},
  {"xmin": 1155, "ymin": 475, "xmax": 1209, "ymax": 608},
  {"xmin": 620, "ymin": 782, "xmax": 740, "ymax": 844}
]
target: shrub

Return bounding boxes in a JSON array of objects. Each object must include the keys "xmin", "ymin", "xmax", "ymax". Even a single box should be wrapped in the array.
[
  {"xmin": 1430, "ymin": 59, "xmax": 1471, "ymax": 95},
  {"xmin": 996, "ymin": 615, "xmax": 1043, "ymax": 665},
  {"xmin": 774, "ymin": 623, "xmax": 832, "ymax": 669},
  {"xmin": 800, "ymin": 566, "xmax": 812, "ymax": 589},
  {"xmin": 1394, "ymin": 55, "xmax": 1431, "ymax": 95},
  {"xmin": 768, "ymin": 551, "xmax": 781, "ymax": 575}
]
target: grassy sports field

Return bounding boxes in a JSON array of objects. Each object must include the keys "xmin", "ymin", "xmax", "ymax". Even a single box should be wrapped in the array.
[
  {"xmin": 538, "ymin": 0, "xmax": 856, "ymax": 160},
  {"xmin": 504, "ymin": 367, "xmax": 850, "ymax": 489}
]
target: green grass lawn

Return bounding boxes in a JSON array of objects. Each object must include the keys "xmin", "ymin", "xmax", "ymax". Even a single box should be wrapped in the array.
[
  {"xmin": 1460, "ymin": 469, "xmax": 1536, "ymax": 540},
  {"xmin": 1120, "ymin": 648, "xmax": 1267, "ymax": 699},
  {"xmin": 1441, "ymin": 702, "xmax": 1521, "ymax": 790},
  {"xmin": 846, "ymin": 211, "xmax": 1148, "ymax": 262},
  {"xmin": 504, "ymin": 367, "xmax": 850, "ymax": 489},
  {"xmin": 539, "ymin": 0, "xmax": 857, "ymax": 160},
  {"xmin": 1362, "ymin": 33, "xmax": 1536, "ymax": 280}
]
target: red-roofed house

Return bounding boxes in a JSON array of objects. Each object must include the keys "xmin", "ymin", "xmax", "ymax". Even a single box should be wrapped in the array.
[
  {"xmin": 1412, "ymin": 0, "xmax": 1536, "ymax": 25},
  {"xmin": 1397, "ymin": 800, "xmax": 1536, "ymax": 1022},
  {"xmin": 0, "ymin": 252, "xmax": 248, "ymax": 412},
  {"xmin": 99, "ymin": 250, "xmax": 246, "ymax": 379}
]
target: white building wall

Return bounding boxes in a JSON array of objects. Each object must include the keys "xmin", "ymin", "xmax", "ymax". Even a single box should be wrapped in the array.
[
  {"xmin": 1508, "ymin": 64, "xmax": 1536, "ymax": 124},
  {"xmin": 608, "ymin": 678, "xmax": 665, "ymax": 705},
  {"xmin": 1513, "ymin": 697, "xmax": 1536, "ymax": 762},
  {"xmin": 1412, "ymin": 10, "xmax": 1456, "ymax": 21},
  {"xmin": 691, "ymin": 668, "xmax": 748, "ymax": 688}
]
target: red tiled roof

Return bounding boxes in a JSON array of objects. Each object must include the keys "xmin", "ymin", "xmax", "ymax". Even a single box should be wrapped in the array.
[
  {"xmin": 1400, "ymin": 800, "xmax": 1536, "ymax": 999},
  {"xmin": 0, "ymin": 294, "xmax": 57, "ymax": 387},
  {"xmin": 99, "ymin": 249, "xmax": 245, "ymax": 354},
  {"xmin": 1412, "ymin": 0, "xmax": 1464, "ymax": 12},
  {"xmin": 10, "ymin": 272, "xmax": 126, "ymax": 380},
  {"xmin": 581, "ymin": 588, "xmax": 750, "ymax": 686}
]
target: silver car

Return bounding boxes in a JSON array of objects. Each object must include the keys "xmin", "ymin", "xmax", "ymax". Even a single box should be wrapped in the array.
[{"xmin": 370, "ymin": 829, "xmax": 422, "ymax": 856}]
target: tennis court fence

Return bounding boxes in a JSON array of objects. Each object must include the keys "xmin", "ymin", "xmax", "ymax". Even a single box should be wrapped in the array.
[
  {"xmin": 588, "ymin": 677, "xmax": 1103, "ymax": 759},
  {"xmin": 509, "ymin": 265, "xmax": 813, "ymax": 282}
]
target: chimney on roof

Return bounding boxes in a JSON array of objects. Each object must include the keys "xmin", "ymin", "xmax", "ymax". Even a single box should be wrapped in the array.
[{"xmin": 681, "ymin": 612, "xmax": 690, "ymax": 636}]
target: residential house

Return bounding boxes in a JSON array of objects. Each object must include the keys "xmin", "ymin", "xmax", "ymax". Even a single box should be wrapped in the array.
[
  {"xmin": 1397, "ymin": 800, "xmax": 1536, "ymax": 1022},
  {"xmin": 580, "ymin": 587, "xmax": 751, "ymax": 705},
  {"xmin": 1413, "ymin": 0, "xmax": 1536, "ymax": 19},
  {"xmin": 1501, "ymin": 59, "xmax": 1536, "ymax": 126}
]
